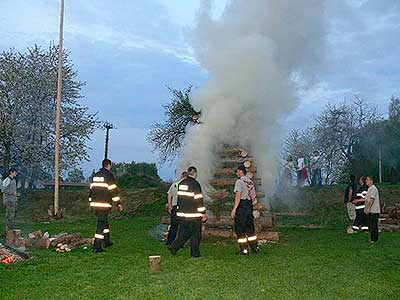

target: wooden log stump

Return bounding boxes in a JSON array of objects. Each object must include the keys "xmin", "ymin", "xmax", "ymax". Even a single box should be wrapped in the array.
[
  {"xmin": 255, "ymin": 216, "xmax": 273, "ymax": 230},
  {"xmin": 253, "ymin": 210, "xmax": 261, "ymax": 219},
  {"xmin": 210, "ymin": 178, "xmax": 261, "ymax": 187},
  {"xmin": 203, "ymin": 229, "xmax": 233, "ymax": 238},
  {"xmin": 221, "ymin": 157, "xmax": 253, "ymax": 165},
  {"xmin": 214, "ymin": 167, "xmax": 257, "ymax": 176},
  {"xmin": 161, "ymin": 216, "xmax": 170, "ymax": 225},
  {"xmin": 149, "ymin": 255, "xmax": 161, "ymax": 272},
  {"xmin": 50, "ymin": 233, "xmax": 82, "ymax": 246},
  {"xmin": 70, "ymin": 238, "xmax": 94, "ymax": 249},
  {"xmin": 257, "ymin": 231, "xmax": 279, "ymax": 241},
  {"xmin": 30, "ymin": 238, "xmax": 51, "ymax": 249},
  {"xmin": 243, "ymin": 161, "xmax": 251, "ymax": 168},
  {"xmin": 205, "ymin": 217, "xmax": 234, "ymax": 228},
  {"xmin": 5, "ymin": 229, "xmax": 21, "ymax": 246},
  {"xmin": 253, "ymin": 203, "xmax": 268, "ymax": 211},
  {"xmin": 27, "ymin": 230, "xmax": 43, "ymax": 240}
]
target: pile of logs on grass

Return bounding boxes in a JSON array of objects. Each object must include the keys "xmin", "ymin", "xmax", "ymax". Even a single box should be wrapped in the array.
[
  {"xmin": 379, "ymin": 203, "xmax": 400, "ymax": 232},
  {"xmin": 51, "ymin": 232, "xmax": 93, "ymax": 252},
  {"xmin": 4, "ymin": 229, "xmax": 93, "ymax": 252}
]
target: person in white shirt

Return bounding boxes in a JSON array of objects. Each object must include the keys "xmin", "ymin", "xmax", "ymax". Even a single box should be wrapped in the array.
[
  {"xmin": 364, "ymin": 176, "xmax": 381, "ymax": 243},
  {"xmin": 165, "ymin": 171, "xmax": 187, "ymax": 245},
  {"xmin": 296, "ymin": 153, "xmax": 306, "ymax": 187}
]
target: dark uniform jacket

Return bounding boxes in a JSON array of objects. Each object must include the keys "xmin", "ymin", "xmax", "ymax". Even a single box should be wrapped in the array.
[
  {"xmin": 176, "ymin": 176, "xmax": 206, "ymax": 218},
  {"xmin": 355, "ymin": 184, "xmax": 368, "ymax": 209},
  {"xmin": 89, "ymin": 168, "xmax": 121, "ymax": 211}
]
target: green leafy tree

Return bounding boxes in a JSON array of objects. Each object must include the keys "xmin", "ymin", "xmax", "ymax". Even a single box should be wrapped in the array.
[
  {"xmin": 113, "ymin": 161, "xmax": 163, "ymax": 188},
  {"xmin": 67, "ymin": 168, "xmax": 85, "ymax": 182}
]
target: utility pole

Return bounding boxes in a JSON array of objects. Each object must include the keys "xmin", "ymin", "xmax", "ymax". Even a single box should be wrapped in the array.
[
  {"xmin": 53, "ymin": 0, "xmax": 65, "ymax": 217},
  {"xmin": 104, "ymin": 122, "xmax": 114, "ymax": 160}
]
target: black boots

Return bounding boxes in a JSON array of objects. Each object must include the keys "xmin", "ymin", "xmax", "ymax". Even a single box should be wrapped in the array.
[
  {"xmin": 238, "ymin": 244, "xmax": 260, "ymax": 255},
  {"xmin": 104, "ymin": 240, "xmax": 114, "ymax": 247},
  {"xmin": 239, "ymin": 245, "xmax": 249, "ymax": 255}
]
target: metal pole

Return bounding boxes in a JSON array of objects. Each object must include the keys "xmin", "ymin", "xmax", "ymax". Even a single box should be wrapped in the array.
[
  {"xmin": 104, "ymin": 122, "xmax": 114, "ymax": 160},
  {"xmin": 104, "ymin": 126, "xmax": 110, "ymax": 160},
  {"xmin": 54, "ymin": 0, "xmax": 65, "ymax": 216}
]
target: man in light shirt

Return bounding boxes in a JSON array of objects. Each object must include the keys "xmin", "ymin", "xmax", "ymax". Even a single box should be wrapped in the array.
[
  {"xmin": 165, "ymin": 171, "xmax": 187, "ymax": 245},
  {"xmin": 364, "ymin": 176, "xmax": 381, "ymax": 243}
]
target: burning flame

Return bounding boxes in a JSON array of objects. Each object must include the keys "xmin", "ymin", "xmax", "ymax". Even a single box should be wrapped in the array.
[{"xmin": 0, "ymin": 255, "xmax": 14, "ymax": 264}]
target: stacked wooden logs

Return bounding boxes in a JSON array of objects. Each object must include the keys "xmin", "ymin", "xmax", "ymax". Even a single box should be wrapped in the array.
[
  {"xmin": 207, "ymin": 147, "xmax": 265, "ymax": 218},
  {"xmin": 51, "ymin": 233, "xmax": 94, "ymax": 252},
  {"xmin": 4, "ymin": 229, "xmax": 93, "ymax": 252},
  {"xmin": 379, "ymin": 203, "xmax": 400, "ymax": 232},
  {"xmin": 160, "ymin": 146, "xmax": 279, "ymax": 242},
  {"xmin": 205, "ymin": 146, "xmax": 278, "ymax": 242}
]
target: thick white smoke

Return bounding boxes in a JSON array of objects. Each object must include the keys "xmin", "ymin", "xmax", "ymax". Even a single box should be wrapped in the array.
[{"xmin": 179, "ymin": 0, "xmax": 326, "ymax": 194}]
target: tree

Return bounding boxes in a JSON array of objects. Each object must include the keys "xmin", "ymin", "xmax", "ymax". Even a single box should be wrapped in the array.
[
  {"xmin": 0, "ymin": 45, "xmax": 99, "ymax": 187},
  {"xmin": 112, "ymin": 161, "xmax": 163, "ymax": 188},
  {"xmin": 283, "ymin": 97, "xmax": 381, "ymax": 184},
  {"xmin": 147, "ymin": 86, "xmax": 201, "ymax": 164},
  {"xmin": 283, "ymin": 128, "xmax": 346, "ymax": 184},
  {"xmin": 313, "ymin": 97, "xmax": 379, "ymax": 171},
  {"xmin": 67, "ymin": 168, "xmax": 85, "ymax": 182},
  {"xmin": 389, "ymin": 96, "xmax": 400, "ymax": 121}
]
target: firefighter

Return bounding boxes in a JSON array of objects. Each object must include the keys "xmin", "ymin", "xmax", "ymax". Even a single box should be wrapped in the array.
[
  {"xmin": 168, "ymin": 166, "xmax": 207, "ymax": 258},
  {"xmin": 352, "ymin": 176, "xmax": 369, "ymax": 231},
  {"xmin": 166, "ymin": 171, "xmax": 187, "ymax": 245},
  {"xmin": 89, "ymin": 159, "xmax": 123, "ymax": 253},
  {"xmin": 231, "ymin": 165, "xmax": 259, "ymax": 255}
]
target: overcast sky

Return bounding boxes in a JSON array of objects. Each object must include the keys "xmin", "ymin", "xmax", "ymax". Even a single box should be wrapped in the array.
[{"xmin": 1, "ymin": 0, "xmax": 399, "ymax": 180}]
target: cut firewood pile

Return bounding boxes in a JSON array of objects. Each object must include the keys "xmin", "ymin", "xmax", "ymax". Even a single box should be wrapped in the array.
[
  {"xmin": 4, "ymin": 229, "xmax": 94, "ymax": 254},
  {"xmin": 379, "ymin": 203, "xmax": 400, "ymax": 232},
  {"xmin": 0, "ymin": 243, "xmax": 30, "ymax": 264},
  {"xmin": 160, "ymin": 145, "xmax": 279, "ymax": 242}
]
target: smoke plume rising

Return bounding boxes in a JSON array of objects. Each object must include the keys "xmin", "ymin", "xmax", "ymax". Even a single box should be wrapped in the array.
[{"xmin": 179, "ymin": 0, "xmax": 326, "ymax": 194}]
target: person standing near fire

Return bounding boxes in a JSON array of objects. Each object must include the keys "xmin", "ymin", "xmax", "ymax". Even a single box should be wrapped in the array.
[
  {"xmin": 364, "ymin": 176, "xmax": 381, "ymax": 243},
  {"xmin": 89, "ymin": 159, "xmax": 123, "ymax": 253},
  {"xmin": 168, "ymin": 166, "xmax": 207, "ymax": 258},
  {"xmin": 231, "ymin": 165, "xmax": 259, "ymax": 255},
  {"xmin": 344, "ymin": 174, "xmax": 357, "ymax": 227},
  {"xmin": 2, "ymin": 167, "xmax": 18, "ymax": 232},
  {"xmin": 352, "ymin": 176, "xmax": 369, "ymax": 231},
  {"xmin": 165, "ymin": 171, "xmax": 187, "ymax": 245}
]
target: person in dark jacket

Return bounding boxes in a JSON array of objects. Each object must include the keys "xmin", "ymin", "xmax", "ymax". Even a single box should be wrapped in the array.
[
  {"xmin": 89, "ymin": 159, "xmax": 123, "ymax": 253},
  {"xmin": 352, "ymin": 177, "xmax": 369, "ymax": 231},
  {"xmin": 168, "ymin": 166, "xmax": 207, "ymax": 258}
]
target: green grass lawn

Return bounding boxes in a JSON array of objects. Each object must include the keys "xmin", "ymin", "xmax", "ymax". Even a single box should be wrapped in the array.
[{"xmin": 1, "ymin": 215, "xmax": 399, "ymax": 300}]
